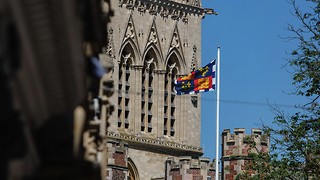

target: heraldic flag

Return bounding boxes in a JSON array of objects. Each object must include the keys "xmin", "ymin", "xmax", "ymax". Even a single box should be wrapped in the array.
[{"xmin": 174, "ymin": 60, "xmax": 216, "ymax": 95}]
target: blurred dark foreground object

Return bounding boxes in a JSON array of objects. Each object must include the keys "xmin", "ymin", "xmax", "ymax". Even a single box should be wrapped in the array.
[{"xmin": 0, "ymin": 0, "xmax": 111, "ymax": 179}]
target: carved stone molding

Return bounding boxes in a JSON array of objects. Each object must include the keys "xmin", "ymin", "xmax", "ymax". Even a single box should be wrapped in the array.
[
  {"xmin": 160, "ymin": 6, "xmax": 169, "ymax": 18},
  {"xmin": 170, "ymin": 32, "xmax": 180, "ymax": 49},
  {"xmin": 191, "ymin": 45, "xmax": 198, "ymax": 72},
  {"xmin": 126, "ymin": 0, "xmax": 135, "ymax": 9},
  {"xmin": 125, "ymin": 21, "xmax": 135, "ymax": 40},
  {"xmin": 131, "ymin": 65, "xmax": 144, "ymax": 70},
  {"xmin": 144, "ymin": 19, "xmax": 163, "ymax": 60},
  {"xmin": 118, "ymin": 0, "xmax": 206, "ymax": 20},
  {"xmin": 168, "ymin": 25, "xmax": 184, "ymax": 58},
  {"xmin": 149, "ymin": 4, "xmax": 158, "ymax": 15},
  {"xmin": 107, "ymin": 131, "xmax": 203, "ymax": 153},
  {"xmin": 154, "ymin": 69, "xmax": 167, "ymax": 74},
  {"xmin": 147, "ymin": 26, "xmax": 158, "ymax": 45},
  {"xmin": 168, "ymin": 62, "xmax": 176, "ymax": 74},
  {"xmin": 107, "ymin": 28, "xmax": 115, "ymax": 58},
  {"xmin": 137, "ymin": 1, "xmax": 147, "ymax": 12}
]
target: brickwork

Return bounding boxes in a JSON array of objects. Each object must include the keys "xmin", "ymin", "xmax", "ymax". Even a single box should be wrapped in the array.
[
  {"xmin": 106, "ymin": 140, "xmax": 128, "ymax": 180},
  {"xmin": 208, "ymin": 170, "xmax": 215, "ymax": 179},
  {"xmin": 170, "ymin": 169, "xmax": 183, "ymax": 180},
  {"xmin": 112, "ymin": 169, "xmax": 125, "ymax": 180},
  {"xmin": 113, "ymin": 152, "xmax": 126, "ymax": 167},
  {"xmin": 221, "ymin": 128, "xmax": 269, "ymax": 180}
]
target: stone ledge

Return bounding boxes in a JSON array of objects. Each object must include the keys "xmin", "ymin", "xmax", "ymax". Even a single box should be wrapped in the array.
[
  {"xmin": 119, "ymin": 0, "xmax": 207, "ymax": 18},
  {"xmin": 107, "ymin": 131, "xmax": 203, "ymax": 156},
  {"xmin": 221, "ymin": 155, "xmax": 253, "ymax": 161}
]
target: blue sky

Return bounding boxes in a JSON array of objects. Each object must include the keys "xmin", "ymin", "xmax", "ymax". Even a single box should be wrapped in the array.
[{"xmin": 200, "ymin": 0, "xmax": 309, "ymax": 160}]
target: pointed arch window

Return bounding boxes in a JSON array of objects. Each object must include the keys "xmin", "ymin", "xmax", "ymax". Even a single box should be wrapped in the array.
[
  {"xmin": 118, "ymin": 45, "xmax": 134, "ymax": 129},
  {"xmin": 164, "ymin": 57, "xmax": 178, "ymax": 136},
  {"xmin": 141, "ymin": 49, "xmax": 157, "ymax": 133}
]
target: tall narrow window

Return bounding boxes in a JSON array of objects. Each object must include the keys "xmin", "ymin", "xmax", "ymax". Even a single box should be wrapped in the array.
[
  {"xmin": 118, "ymin": 61, "xmax": 124, "ymax": 128},
  {"xmin": 147, "ymin": 64, "xmax": 154, "ymax": 132},
  {"xmin": 164, "ymin": 72, "xmax": 169, "ymax": 135},
  {"xmin": 141, "ymin": 66, "xmax": 146, "ymax": 131},
  {"xmin": 164, "ymin": 57, "xmax": 178, "ymax": 136},
  {"xmin": 124, "ymin": 62, "xmax": 131, "ymax": 128},
  {"xmin": 118, "ymin": 49, "xmax": 133, "ymax": 129},
  {"xmin": 141, "ymin": 56, "xmax": 155, "ymax": 133},
  {"xmin": 170, "ymin": 68, "xmax": 177, "ymax": 136}
]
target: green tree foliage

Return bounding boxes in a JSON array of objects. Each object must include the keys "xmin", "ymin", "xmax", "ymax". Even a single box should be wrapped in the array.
[{"xmin": 237, "ymin": 0, "xmax": 320, "ymax": 179}]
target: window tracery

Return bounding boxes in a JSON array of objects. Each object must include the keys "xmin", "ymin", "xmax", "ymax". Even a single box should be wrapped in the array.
[
  {"xmin": 118, "ymin": 48, "xmax": 133, "ymax": 129},
  {"xmin": 164, "ymin": 56, "xmax": 178, "ymax": 137}
]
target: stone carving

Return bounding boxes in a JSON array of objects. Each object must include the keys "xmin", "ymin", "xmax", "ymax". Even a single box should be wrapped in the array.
[
  {"xmin": 171, "ymin": 10, "xmax": 180, "ymax": 20},
  {"xmin": 137, "ymin": 1, "xmax": 146, "ymax": 13},
  {"xmin": 171, "ymin": 0, "xmax": 201, "ymax": 7},
  {"xmin": 191, "ymin": 45, "xmax": 198, "ymax": 72},
  {"xmin": 121, "ymin": 53, "xmax": 132, "ymax": 65},
  {"xmin": 167, "ymin": 25, "xmax": 185, "ymax": 67},
  {"xmin": 106, "ymin": 28, "xmax": 115, "ymax": 58},
  {"xmin": 146, "ymin": 58, "xmax": 154, "ymax": 70},
  {"xmin": 125, "ymin": 21, "xmax": 135, "ymax": 39},
  {"xmin": 149, "ymin": 4, "xmax": 158, "ymax": 15},
  {"xmin": 193, "ymin": 0, "xmax": 200, "ymax": 7},
  {"xmin": 160, "ymin": 7, "xmax": 169, "ymax": 18},
  {"xmin": 182, "ymin": 12, "xmax": 188, "ymax": 23},
  {"xmin": 119, "ymin": 0, "xmax": 124, "ymax": 7},
  {"xmin": 148, "ymin": 27, "xmax": 158, "ymax": 44},
  {"xmin": 117, "ymin": 0, "xmax": 205, "ymax": 19},
  {"xmin": 170, "ymin": 32, "xmax": 180, "ymax": 49},
  {"xmin": 168, "ymin": 62, "xmax": 176, "ymax": 74},
  {"xmin": 107, "ymin": 131, "xmax": 203, "ymax": 152},
  {"xmin": 126, "ymin": 0, "xmax": 135, "ymax": 9},
  {"xmin": 145, "ymin": 20, "xmax": 163, "ymax": 60}
]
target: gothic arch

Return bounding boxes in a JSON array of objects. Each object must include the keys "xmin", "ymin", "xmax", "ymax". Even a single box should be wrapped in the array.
[
  {"xmin": 117, "ymin": 41, "xmax": 137, "ymax": 129},
  {"xmin": 165, "ymin": 50, "xmax": 185, "ymax": 74},
  {"xmin": 119, "ymin": 40, "xmax": 140, "ymax": 64},
  {"xmin": 166, "ymin": 24, "xmax": 186, "ymax": 72},
  {"xmin": 120, "ymin": 14, "xmax": 141, "ymax": 62},
  {"xmin": 128, "ymin": 158, "xmax": 139, "ymax": 180},
  {"xmin": 143, "ymin": 45, "xmax": 161, "ymax": 68},
  {"xmin": 144, "ymin": 18, "xmax": 164, "ymax": 65}
]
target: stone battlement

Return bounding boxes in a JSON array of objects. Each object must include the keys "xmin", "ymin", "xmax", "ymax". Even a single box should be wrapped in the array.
[
  {"xmin": 222, "ymin": 128, "xmax": 268, "ymax": 148},
  {"xmin": 221, "ymin": 128, "xmax": 269, "ymax": 180},
  {"xmin": 166, "ymin": 156, "xmax": 215, "ymax": 179}
]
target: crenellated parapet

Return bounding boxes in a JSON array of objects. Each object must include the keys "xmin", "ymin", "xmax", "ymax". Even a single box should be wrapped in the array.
[
  {"xmin": 222, "ymin": 128, "xmax": 268, "ymax": 157},
  {"xmin": 221, "ymin": 128, "xmax": 269, "ymax": 180},
  {"xmin": 165, "ymin": 156, "xmax": 215, "ymax": 179}
]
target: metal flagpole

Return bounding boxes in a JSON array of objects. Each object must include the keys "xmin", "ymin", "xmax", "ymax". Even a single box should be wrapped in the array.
[{"xmin": 215, "ymin": 46, "xmax": 221, "ymax": 180}]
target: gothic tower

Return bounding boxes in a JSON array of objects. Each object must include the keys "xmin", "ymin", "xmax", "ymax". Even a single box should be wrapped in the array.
[{"xmin": 104, "ymin": 0, "xmax": 209, "ymax": 179}]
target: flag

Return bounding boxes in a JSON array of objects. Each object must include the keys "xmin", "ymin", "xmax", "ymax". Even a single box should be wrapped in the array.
[{"xmin": 174, "ymin": 60, "xmax": 216, "ymax": 95}]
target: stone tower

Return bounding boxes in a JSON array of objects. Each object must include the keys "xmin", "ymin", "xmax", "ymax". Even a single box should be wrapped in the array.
[
  {"xmin": 221, "ymin": 128, "xmax": 269, "ymax": 180},
  {"xmin": 104, "ymin": 0, "xmax": 211, "ymax": 179}
]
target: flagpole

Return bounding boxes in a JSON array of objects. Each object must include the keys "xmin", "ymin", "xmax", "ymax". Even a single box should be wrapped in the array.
[{"xmin": 215, "ymin": 46, "xmax": 220, "ymax": 180}]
